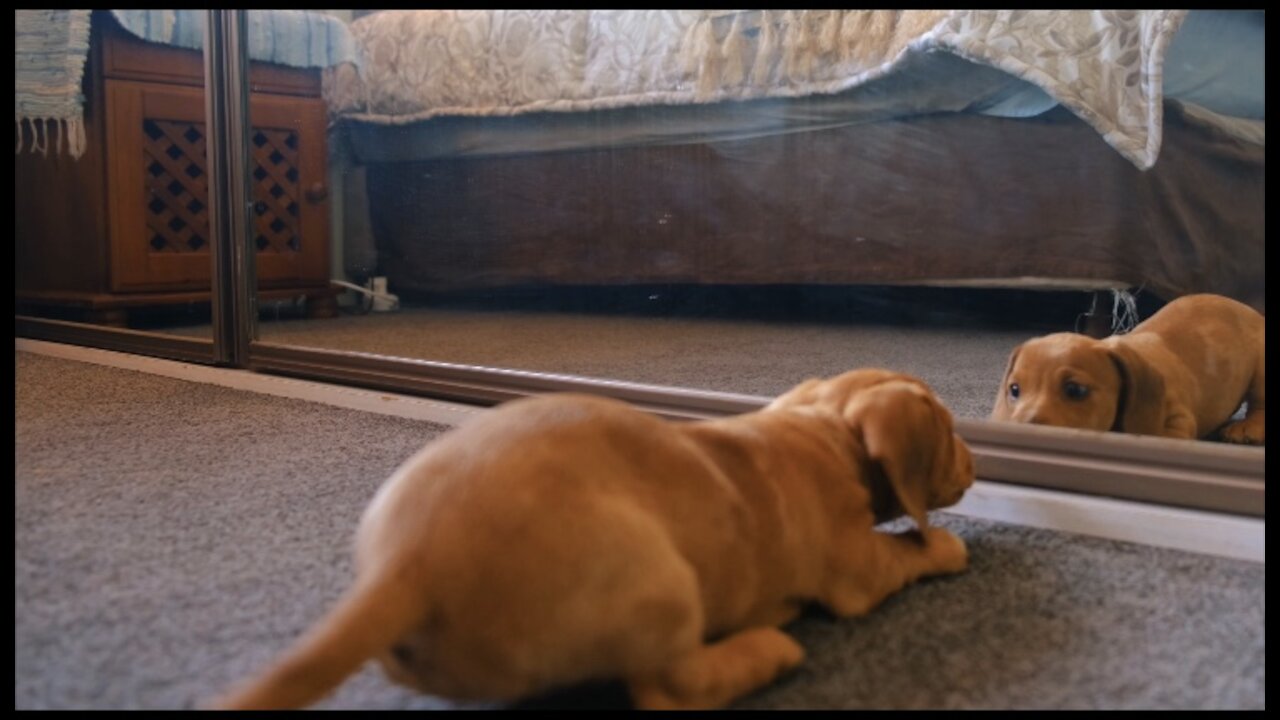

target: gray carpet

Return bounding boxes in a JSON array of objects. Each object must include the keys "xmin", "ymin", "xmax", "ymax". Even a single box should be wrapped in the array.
[
  {"xmin": 14, "ymin": 351, "xmax": 1265, "ymax": 710},
  {"xmin": 170, "ymin": 305, "xmax": 1038, "ymax": 420}
]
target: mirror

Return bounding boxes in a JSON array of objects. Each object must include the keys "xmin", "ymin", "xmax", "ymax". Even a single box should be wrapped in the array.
[
  {"xmin": 16, "ymin": 11, "xmax": 220, "ymax": 342},
  {"xmin": 240, "ymin": 10, "xmax": 1262, "ymax": 446}
]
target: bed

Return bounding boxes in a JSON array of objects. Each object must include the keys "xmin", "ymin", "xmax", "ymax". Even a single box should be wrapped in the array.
[{"xmin": 328, "ymin": 11, "xmax": 1265, "ymax": 311}]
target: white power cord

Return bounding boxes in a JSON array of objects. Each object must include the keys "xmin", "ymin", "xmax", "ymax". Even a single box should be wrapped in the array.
[
  {"xmin": 332, "ymin": 278, "xmax": 400, "ymax": 312},
  {"xmin": 1109, "ymin": 288, "xmax": 1140, "ymax": 335},
  {"xmin": 1076, "ymin": 288, "xmax": 1143, "ymax": 336}
]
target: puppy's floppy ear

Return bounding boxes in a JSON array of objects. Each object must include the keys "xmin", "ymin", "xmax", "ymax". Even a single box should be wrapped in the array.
[
  {"xmin": 990, "ymin": 343, "xmax": 1022, "ymax": 420},
  {"xmin": 1107, "ymin": 343, "xmax": 1166, "ymax": 436},
  {"xmin": 843, "ymin": 380, "xmax": 943, "ymax": 530}
]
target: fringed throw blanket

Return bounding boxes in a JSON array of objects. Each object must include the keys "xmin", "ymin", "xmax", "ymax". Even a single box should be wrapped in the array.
[
  {"xmin": 15, "ymin": 10, "xmax": 358, "ymax": 159},
  {"xmin": 15, "ymin": 9, "xmax": 92, "ymax": 158},
  {"xmin": 329, "ymin": 10, "xmax": 1188, "ymax": 170}
]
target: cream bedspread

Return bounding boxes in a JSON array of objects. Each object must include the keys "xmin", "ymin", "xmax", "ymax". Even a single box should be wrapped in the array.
[{"xmin": 325, "ymin": 10, "xmax": 1187, "ymax": 170}]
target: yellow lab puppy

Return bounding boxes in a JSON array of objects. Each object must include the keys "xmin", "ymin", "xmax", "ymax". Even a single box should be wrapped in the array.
[
  {"xmin": 212, "ymin": 369, "xmax": 975, "ymax": 710},
  {"xmin": 992, "ymin": 294, "xmax": 1264, "ymax": 444}
]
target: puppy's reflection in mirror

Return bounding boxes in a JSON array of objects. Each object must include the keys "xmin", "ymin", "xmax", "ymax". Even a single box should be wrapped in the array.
[{"xmin": 992, "ymin": 294, "xmax": 1264, "ymax": 445}]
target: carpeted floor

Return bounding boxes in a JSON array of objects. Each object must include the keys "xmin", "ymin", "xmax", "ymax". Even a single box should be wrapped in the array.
[
  {"xmin": 143, "ymin": 286, "xmax": 1173, "ymax": 420},
  {"xmin": 14, "ymin": 351, "xmax": 1265, "ymax": 710},
  {"xmin": 164, "ymin": 307, "xmax": 1044, "ymax": 420}
]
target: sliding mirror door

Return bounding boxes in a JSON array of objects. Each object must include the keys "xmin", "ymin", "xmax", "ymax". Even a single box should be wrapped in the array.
[
  {"xmin": 16, "ymin": 10, "xmax": 224, "ymax": 361},
  {"xmin": 231, "ymin": 10, "xmax": 1261, "ymax": 509}
]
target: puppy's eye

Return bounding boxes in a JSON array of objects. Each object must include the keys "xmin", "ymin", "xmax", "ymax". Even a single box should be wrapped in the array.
[
  {"xmin": 1063, "ymin": 381, "xmax": 1089, "ymax": 400},
  {"xmin": 1008, "ymin": 383, "xmax": 1020, "ymax": 401}
]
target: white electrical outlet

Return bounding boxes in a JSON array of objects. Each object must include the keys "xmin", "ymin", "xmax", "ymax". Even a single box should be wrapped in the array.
[{"xmin": 371, "ymin": 276, "xmax": 395, "ymax": 312}]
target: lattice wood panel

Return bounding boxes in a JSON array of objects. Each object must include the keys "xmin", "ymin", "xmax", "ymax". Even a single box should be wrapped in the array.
[
  {"xmin": 141, "ymin": 119, "xmax": 302, "ymax": 255},
  {"xmin": 250, "ymin": 128, "xmax": 302, "ymax": 253},
  {"xmin": 143, "ymin": 118, "xmax": 209, "ymax": 253}
]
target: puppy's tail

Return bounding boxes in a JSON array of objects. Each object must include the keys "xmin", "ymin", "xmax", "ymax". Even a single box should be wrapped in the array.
[{"xmin": 209, "ymin": 565, "xmax": 424, "ymax": 710}]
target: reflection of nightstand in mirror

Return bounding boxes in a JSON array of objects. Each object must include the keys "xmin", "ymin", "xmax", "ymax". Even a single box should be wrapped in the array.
[{"xmin": 15, "ymin": 12, "xmax": 337, "ymax": 327}]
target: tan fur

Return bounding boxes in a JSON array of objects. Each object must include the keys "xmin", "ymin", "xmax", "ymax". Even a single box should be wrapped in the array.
[
  {"xmin": 991, "ymin": 294, "xmax": 1265, "ymax": 444},
  {"xmin": 211, "ymin": 369, "xmax": 975, "ymax": 710}
]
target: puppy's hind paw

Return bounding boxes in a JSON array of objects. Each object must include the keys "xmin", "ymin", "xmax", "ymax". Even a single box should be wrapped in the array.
[{"xmin": 1219, "ymin": 420, "xmax": 1265, "ymax": 446}]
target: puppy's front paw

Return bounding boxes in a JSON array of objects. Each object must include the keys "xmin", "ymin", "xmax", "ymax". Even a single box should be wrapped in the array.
[
  {"xmin": 923, "ymin": 527, "xmax": 968, "ymax": 575},
  {"xmin": 746, "ymin": 627, "xmax": 807, "ymax": 677},
  {"xmin": 1219, "ymin": 419, "xmax": 1265, "ymax": 446}
]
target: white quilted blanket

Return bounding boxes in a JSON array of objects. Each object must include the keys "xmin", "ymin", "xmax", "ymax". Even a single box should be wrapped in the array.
[{"xmin": 326, "ymin": 10, "xmax": 1187, "ymax": 170}]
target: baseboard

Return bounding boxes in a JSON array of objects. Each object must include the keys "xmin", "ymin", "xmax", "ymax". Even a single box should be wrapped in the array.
[
  {"xmin": 15, "ymin": 337, "xmax": 484, "ymax": 427},
  {"xmin": 16, "ymin": 338, "xmax": 1264, "ymax": 563},
  {"xmin": 947, "ymin": 481, "xmax": 1263, "ymax": 563}
]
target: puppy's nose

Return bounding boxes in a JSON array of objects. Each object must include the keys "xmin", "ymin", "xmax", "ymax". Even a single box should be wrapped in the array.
[{"xmin": 391, "ymin": 644, "xmax": 414, "ymax": 667}]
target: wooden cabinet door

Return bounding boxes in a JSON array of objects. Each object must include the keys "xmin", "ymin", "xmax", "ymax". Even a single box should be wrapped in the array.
[{"xmin": 107, "ymin": 80, "xmax": 329, "ymax": 292}]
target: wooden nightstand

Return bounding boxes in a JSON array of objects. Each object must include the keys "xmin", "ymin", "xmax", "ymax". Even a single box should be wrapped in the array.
[{"xmin": 15, "ymin": 11, "xmax": 338, "ymax": 326}]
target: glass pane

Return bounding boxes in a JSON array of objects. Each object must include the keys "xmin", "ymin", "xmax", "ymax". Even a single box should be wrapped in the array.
[
  {"xmin": 253, "ymin": 10, "xmax": 1263, "ymax": 448},
  {"xmin": 15, "ymin": 10, "xmax": 215, "ymax": 341}
]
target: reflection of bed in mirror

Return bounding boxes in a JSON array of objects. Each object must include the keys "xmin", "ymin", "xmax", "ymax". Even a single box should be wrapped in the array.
[{"xmin": 328, "ymin": 10, "xmax": 1264, "ymax": 314}]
